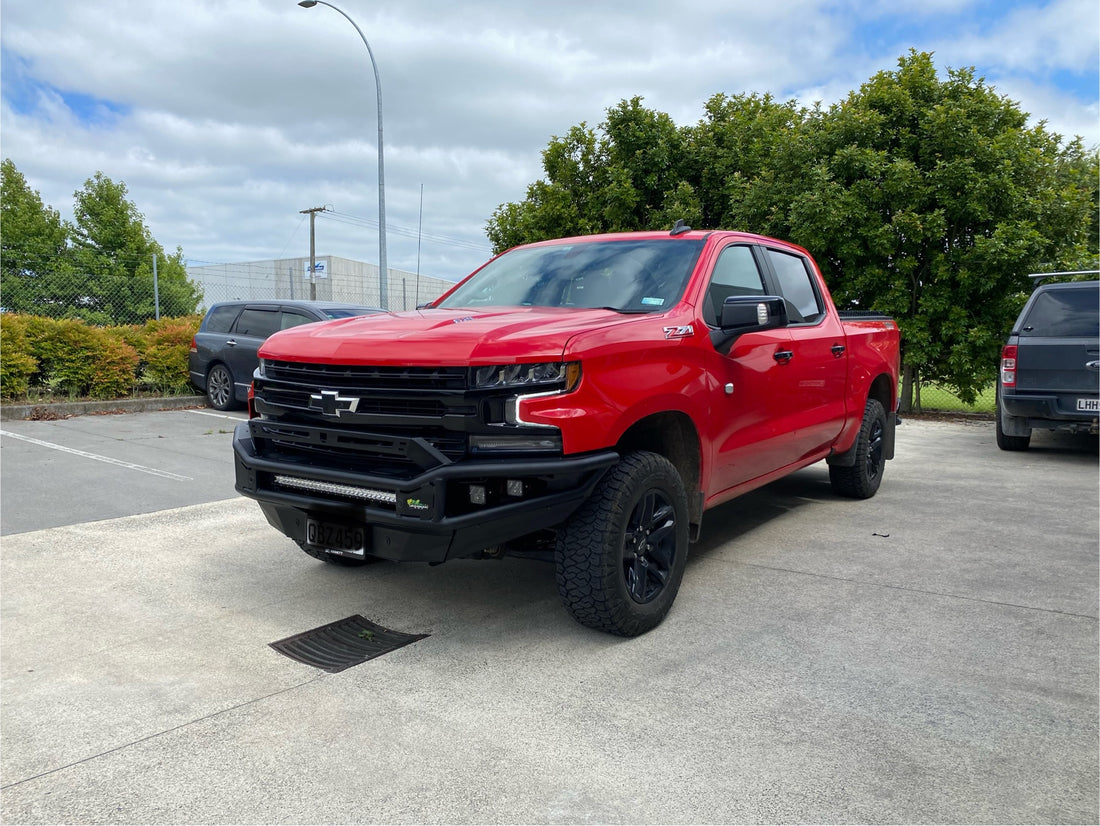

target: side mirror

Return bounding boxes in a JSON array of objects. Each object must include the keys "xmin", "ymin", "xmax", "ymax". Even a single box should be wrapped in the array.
[{"xmin": 711, "ymin": 295, "xmax": 788, "ymax": 353}]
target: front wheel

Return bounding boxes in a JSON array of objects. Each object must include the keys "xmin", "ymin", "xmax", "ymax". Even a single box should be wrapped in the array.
[
  {"xmin": 830, "ymin": 398, "xmax": 887, "ymax": 499},
  {"xmin": 555, "ymin": 451, "xmax": 689, "ymax": 637}
]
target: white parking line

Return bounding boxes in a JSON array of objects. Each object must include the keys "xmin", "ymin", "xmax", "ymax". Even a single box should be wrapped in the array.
[
  {"xmin": 0, "ymin": 430, "xmax": 193, "ymax": 482},
  {"xmin": 183, "ymin": 410, "xmax": 245, "ymax": 422}
]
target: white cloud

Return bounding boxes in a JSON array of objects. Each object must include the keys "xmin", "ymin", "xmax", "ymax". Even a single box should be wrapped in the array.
[{"xmin": 1, "ymin": 0, "xmax": 1096, "ymax": 283}]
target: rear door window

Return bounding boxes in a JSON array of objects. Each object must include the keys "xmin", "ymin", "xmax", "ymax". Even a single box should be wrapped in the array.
[
  {"xmin": 204, "ymin": 305, "xmax": 241, "ymax": 333},
  {"xmin": 764, "ymin": 249, "xmax": 824, "ymax": 323},
  {"xmin": 234, "ymin": 308, "xmax": 281, "ymax": 339},
  {"xmin": 1020, "ymin": 286, "xmax": 1099, "ymax": 337}
]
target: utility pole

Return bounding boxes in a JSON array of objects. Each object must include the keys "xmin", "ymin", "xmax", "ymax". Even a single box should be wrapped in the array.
[{"xmin": 300, "ymin": 206, "xmax": 327, "ymax": 300}]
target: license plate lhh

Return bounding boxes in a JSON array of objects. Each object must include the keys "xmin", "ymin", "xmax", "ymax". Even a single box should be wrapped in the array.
[
  {"xmin": 306, "ymin": 519, "xmax": 367, "ymax": 556},
  {"xmin": 1077, "ymin": 398, "xmax": 1099, "ymax": 412}
]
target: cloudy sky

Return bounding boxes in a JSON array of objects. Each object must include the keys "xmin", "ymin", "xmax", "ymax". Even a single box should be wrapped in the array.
[{"xmin": 2, "ymin": 0, "xmax": 1097, "ymax": 283}]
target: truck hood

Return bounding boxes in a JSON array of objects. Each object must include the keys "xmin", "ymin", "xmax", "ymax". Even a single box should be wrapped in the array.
[{"xmin": 258, "ymin": 306, "xmax": 633, "ymax": 365}]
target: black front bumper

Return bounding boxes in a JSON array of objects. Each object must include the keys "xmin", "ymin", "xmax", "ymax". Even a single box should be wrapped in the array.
[{"xmin": 233, "ymin": 422, "xmax": 617, "ymax": 563}]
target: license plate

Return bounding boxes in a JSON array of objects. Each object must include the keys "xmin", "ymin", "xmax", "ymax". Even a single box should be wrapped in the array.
[
  {"xmin": 305, "ymin": 518, "xmax": 367, "ymax": 557},
  {"xmin": 1076, "ymin": 398, "xmax": 1099, "ymax": 412}
]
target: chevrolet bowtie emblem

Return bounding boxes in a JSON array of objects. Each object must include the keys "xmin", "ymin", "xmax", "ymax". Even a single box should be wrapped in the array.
[{"xmin": 308, "ymin": 390, "xmax": 360, "ymax": 417}]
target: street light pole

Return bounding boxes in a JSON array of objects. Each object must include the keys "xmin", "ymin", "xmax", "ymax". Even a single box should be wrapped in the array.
[{"xmin": 298, "ymin": 0, "xmax": 388, "ymax": 309}]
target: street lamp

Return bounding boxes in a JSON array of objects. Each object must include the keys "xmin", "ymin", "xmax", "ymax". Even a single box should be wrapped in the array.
[{"xmin": 298, "ymin": 0, "xmax": 389, "ymax": 309}]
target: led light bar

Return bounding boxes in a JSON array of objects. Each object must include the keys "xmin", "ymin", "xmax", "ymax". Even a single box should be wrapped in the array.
[{"xmin": 274, "ymin": 475, "xmax": 397, "ymax": 505}]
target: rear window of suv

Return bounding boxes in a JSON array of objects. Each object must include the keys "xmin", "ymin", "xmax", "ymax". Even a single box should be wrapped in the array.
[
  {"xmin": 1019, "ymin": 285, "xmax": 1099, "ymax": 337},
  {"xmin": 204, "ymin": 304, "xmax": 241, "ymax": 333}
]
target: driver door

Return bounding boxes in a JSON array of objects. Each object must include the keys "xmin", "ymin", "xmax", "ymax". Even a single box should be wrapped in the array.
[{"xmin": 701, "ymin": 243, "xmax": 800, "ymax": 493}]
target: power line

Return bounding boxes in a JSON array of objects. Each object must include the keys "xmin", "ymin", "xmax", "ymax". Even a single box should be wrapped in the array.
[{"xmin": 320, "ymin": 210, "xmax": 492, "ymax": 253}]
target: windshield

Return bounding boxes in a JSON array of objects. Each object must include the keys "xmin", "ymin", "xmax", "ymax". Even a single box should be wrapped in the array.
[{"xmin": 437, "ymin": 239, "xmax": 705, "ymax": 313}]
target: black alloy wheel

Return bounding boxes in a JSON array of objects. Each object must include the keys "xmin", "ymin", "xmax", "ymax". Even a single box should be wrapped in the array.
[
  {"xmin": 864, "ymin": 415, "xmax": 884, "ymax": 485},
  {"xmin": 622, "ymin": 488, "xmax": 678, "ymax": 604}
]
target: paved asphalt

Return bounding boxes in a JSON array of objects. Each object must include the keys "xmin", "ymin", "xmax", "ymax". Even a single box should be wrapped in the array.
[{"xmin": 0, "ymin": 410, "xmax": 1096, "ymax": 824}]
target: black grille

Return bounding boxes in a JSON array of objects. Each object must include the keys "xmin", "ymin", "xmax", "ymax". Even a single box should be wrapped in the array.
[
  {"xmin": 265, "ymin": 361, "xmax": 468, "ymax": 391},
  {"xmin": 262, "ymin": 387, "xmax": 457, "ymax": 418},
  {"xmin": 253, "ymin": 362, "xmax": 490, "ymax": 478}
]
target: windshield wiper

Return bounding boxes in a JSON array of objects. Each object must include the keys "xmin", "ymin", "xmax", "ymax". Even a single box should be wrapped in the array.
[{"xmin": 598, "ymin": 306, "xmax": 652, "ymax": 314}]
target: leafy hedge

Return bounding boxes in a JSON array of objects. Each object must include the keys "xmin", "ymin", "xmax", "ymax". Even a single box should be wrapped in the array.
[{"xmin": 0, "ymin": 314, "xmax": 201, "ymax": 401}]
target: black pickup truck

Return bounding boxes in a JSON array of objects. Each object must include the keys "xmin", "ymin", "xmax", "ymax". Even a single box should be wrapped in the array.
[{"xmin": 996, "ymin": 277, "xmax": 1099, "ymax": 450}]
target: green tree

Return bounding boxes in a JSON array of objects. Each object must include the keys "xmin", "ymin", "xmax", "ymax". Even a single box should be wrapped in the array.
[
  {"xmin": 67, "ymin": 172, "xmax": 200, "ymax": 324},
  {"xmin": 1, "ymin": 161, "xmax": 199, "ymax": 324},
  {"xmin": 487, "ymin": 98, "xmax": 695, "ymax": 251},
  {"xmin": 485, "ymin": 52, "xmax": 1096, "ymax": 409},
  {"xmin": 772, "ymin": 51, "xmax": 1096, "ymax": 408},
  {"xmin": 684, "ymin": 92, "xmax": 806, "ymax": 230},
  {"xmin": 1, "ymin": 158, "xmax": 79, "ymax": 316}
]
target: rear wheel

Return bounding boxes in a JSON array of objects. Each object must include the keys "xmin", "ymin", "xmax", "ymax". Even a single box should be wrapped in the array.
[
  {"xmin": 555, "ymin": 451, "xmax": 689, "ymax": 637},
  {"xmin": 830, "ymin": 398, "xmax": 887, "ymax": 499},
  {"xmin": 205, "ymin": 364, "xmax": 236, "ymax": 411}
]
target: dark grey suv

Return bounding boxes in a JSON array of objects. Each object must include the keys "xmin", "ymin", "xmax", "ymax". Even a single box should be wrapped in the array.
[
  {"xmin": 996, "ymin": 279, "xmax": 1099, "ymax": 450},
  {"xmin": 188, "ymin": 300, "xmax": 382, "ymax": 409}
]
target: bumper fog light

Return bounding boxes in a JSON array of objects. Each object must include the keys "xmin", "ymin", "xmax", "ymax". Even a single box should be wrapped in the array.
[{"xmin": 469, "ymin": 433, "xmax": 562, "ymax": 453}]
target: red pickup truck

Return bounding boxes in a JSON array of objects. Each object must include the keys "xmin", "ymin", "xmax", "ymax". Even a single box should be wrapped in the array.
[{"xmin": 233, "ymin": 228, "xmax": 900, "ymax": 636}]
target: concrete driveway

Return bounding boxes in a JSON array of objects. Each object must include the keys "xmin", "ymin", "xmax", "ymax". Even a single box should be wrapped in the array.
[{"xmin": 1, "ymin": 413, "xmax": 1096, "ymax": 823}]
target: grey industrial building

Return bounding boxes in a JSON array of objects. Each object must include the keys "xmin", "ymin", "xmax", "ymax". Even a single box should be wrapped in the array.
[{"xmin": 185, "ymin": 256, "xmax": 457, "ymax": 312}]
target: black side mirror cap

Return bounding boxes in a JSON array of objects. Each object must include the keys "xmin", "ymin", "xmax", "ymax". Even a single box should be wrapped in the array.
[{"xmin": 710, "ymin": 295, "xmax": 788, "ymax": 353}]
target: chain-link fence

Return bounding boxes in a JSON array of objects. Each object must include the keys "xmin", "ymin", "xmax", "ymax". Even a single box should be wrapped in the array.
[
  {"xmin": 913, "ymin": 384, "xmax": 996, "ymax": 415},
  {"xmin": 1, "ymin": 256, "xmax": 459, "ymax": 326},
  {"xmin": 186, "ymin": 257, "xmax": 455, "ymax": 314}
]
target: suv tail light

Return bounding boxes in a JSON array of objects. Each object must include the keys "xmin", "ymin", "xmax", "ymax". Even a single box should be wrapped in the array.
[
  {"xmin": 1000, "ymin": 345, "xmax": 1018, "ymax": 387},
  {"xmin": 189, "ymin": 336, "xmax": 198, "ymax": 354}
]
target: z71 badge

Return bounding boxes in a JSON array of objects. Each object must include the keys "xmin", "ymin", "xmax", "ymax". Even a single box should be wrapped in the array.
[{"xmin": 663, "ymin": 325, "xmax": 694, "ymax": 339}]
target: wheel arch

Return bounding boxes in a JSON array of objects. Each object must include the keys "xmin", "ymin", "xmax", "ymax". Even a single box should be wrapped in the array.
[
  {"xmin": 206, "ymin": 359, "xmax": 231, "ymax": 379},
  {"xmin": 830, "ymin": 373, "xmax": 896, "ymax": 467},
  {"xmin": 615, "ymin": 411, "xmax": 703, "ymax": 537}
]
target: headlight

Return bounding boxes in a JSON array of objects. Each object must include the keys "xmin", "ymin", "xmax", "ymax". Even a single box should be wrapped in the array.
[
  {"xmin": 257, "ymin": 358, "xmax": 267, "ymax": 376},
  {"xmin": 471, "ymin": 361, "xmax": 581, "ymax": 391}
]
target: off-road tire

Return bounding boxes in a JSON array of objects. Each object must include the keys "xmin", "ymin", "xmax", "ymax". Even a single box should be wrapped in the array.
[
  {"xmin": 829, "ymin": 398, "xmax": 887, "ymax": 499},
  {"xmin": 206, "ymin": 363, "xmax": 236, "ymax": 411},
  {"xmin": 555, "ymin": 451, "xmax": 689, "ymax": 637}
]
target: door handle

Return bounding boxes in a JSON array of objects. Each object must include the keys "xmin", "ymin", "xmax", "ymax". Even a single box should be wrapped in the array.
[
  {"xmin": 774, "ymin": 350, "xmax": 794, "ymax": 364},
  {"xmin": 831, "ymin": 344, "xmax": 846, "ymax": 358},
  {"xmin": 226, "ymin": 339, "xmax": 238, "ymax": 346}
]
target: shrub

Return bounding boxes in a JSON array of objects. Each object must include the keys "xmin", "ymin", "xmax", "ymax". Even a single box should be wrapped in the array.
[
  {"xmin": 1, "ymin": 313, "xmax": 198, "ymax": 401},
  {"xmin": 23, "ymin": 316, "xmax": 139, "ymax": 398},
  {"xmin": 0, "ymin": 314, "xmax": 40, "ymax": 398},
  {"xmin": 142, "ymin": 315, "xmax": 201, "ymax": 392}
]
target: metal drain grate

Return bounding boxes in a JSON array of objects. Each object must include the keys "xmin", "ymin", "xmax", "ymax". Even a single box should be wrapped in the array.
[{"xmin": 270, "ymin": 615, "xmax": 428, "ymax": 673}]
